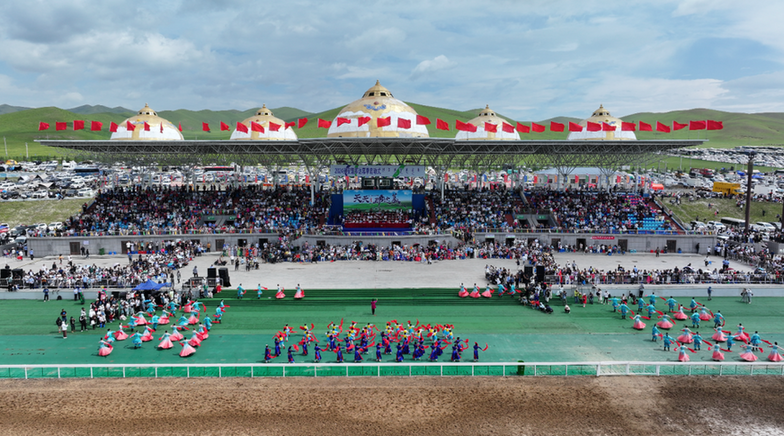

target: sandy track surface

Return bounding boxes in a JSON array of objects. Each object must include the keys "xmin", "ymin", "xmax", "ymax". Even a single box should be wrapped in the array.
[{"xmin": 1, "ymin": 376, "xmax": 783, "ymax": 436}]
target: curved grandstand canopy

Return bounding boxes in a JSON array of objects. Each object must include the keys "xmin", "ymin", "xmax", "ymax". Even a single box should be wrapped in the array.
[{"xmin": 38, "ymin": 137, "xmax": 704, "ymax": 170}]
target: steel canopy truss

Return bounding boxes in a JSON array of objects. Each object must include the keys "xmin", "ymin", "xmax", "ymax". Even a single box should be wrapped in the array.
[{"xmin": 37, "ymin": 138, "xmax": 705, "ymax": 169}]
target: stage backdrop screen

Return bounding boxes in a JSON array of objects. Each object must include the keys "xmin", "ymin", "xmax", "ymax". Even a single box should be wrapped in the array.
[{"xmin": 343, "ymin": 190, "xmax": 412, "ymax": 211}]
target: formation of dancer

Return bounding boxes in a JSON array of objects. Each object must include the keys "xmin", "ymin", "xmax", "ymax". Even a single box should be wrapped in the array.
[
  {"xmin": 96, "ymin": 296, "xmax": 229, "ymax": 359},
  {"xmin": 264, "ymin": 318, "xmax": 489, "ymax": 364},
  {"xmin": 458, "ymin": 283, "xmax": 516, "ymax": 299}
]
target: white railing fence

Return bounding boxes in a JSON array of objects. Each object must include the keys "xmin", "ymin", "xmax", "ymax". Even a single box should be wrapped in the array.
[{"xmin": 1, "ymin": 361, "xmax": 783, "ymax": 379}]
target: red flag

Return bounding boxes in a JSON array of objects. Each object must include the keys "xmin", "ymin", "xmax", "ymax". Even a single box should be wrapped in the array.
[
  {"xmin": 673, "ymin": 121, "xmax": 688, "ymax": 130},
  {"xmin": 689, "ymin": 120, "xmax": 706, "ymax": 130},
  {"xmin": 621, "ymin": 122, "xmax": 636, "ymax": 131},
  {"xmin": 202, "ymin": 122, "xmax": 210, "ymax": 132},
  {"xmin": 178, "ymin": 123, "xmax": 182, "ymax": 132},
  {"xmin": 109, "ymin": 122, "xmax": 118, "ymax": 133},
  {"xmin": 639, "ymin": 121, "xmax": 652, "ymax": 131},
  {"xmin": 550, "ymin": 121, "xmax": 564, "ymax": 132},
  {"xmin": 357, "ymin": 116, "xmax": 371, "ymax": 127},
  {"xmin": 416, "ymin": 115, "xmax": 431, "ymax": 125},
  {"xmin": 317, "ymin": 118, "xmax": 331, "ymax": 129},
  {"xmin": 707, "ymin": 120, "xmax": 723, "ymax": 130},
  {"xmin": 602, "ymin": 122, "xmax": 615, "ymax": 132},
  {"xmin": 126, "ymin": 121, "xmax": 136, "ymax": 131},
  {"xmin": 236, "ymin": 122, "xmax": 248, "ymax": 133},
  {"xmin": 160, "ymin": 122, "xmax": 163, "ymax": 133},
  {"xmin": 531, "ymin": 122, "xmax": 545, "ymax": 133},
  {"xmin": 298, "ymin": 118, "xmax": 308, "ymax": 128},
  {"xmin": 143, "ymin": 121, "xmax": 151, "ymax": 131},
  {"xmin": 56, "ymin": 122, "xmax": 67, "ymax": 131},
  {"xmin": 269, "ymin": 122, "xmax": 281, "ymax": 132},
  {"xmin": 38, "ymin": 122, "xmax": 50, "ymax": 131},
  {"xmin": 398, "ymin": 118, "xmax": 411, "ymax": 129},
  {"xmin": 656, "ymin": 121, "xmax": 670, "ymax": 133},
  {"xmin": 456, "ymin": 120, "xmax": 476, "ymax": 132},
  {"xmin": 502, "ymin": 122, "xmax": 514, "ymax": 133},
  {"xmin": 284, "ymin": 121, "xmax": 296, "ymax": 129},
  {"xmin": 90, "ymin": 121, "xmax": 102, "ymax": 131},
  {"xmin": 516, "ymin": 122, "xmax": 530, "ymax": 133},
  {"xmin": 377, "ymin": 117, "xmax": 391, "ymax": 127},
  {"xmin": 436, "ymin": 119, "xmax": 449, "ymax": 131},
  {"xmin": 586, "ymin": 121, "xmax": 601, "ymax": 132},
  {"xmin": 568, "ymin": 122, "xmax": 583, "ymax": 132},
  {"xmin": 484, "ymin": 122, "xmax": 497, "ymax": 132},
  {"xmin": 220, "ymin": 121, "xmax": 230, "ymax": 131},
  {"xmin": 337, "ymin": 117, "xmax": 351, "ymax": 126},
  {"xmin": 73, "ymin": 120, "xmax": 85, "ymax": 130},
  {"xmin": 575, "ymin": 175, "xmax": 579, "ymax": 183},
  {"xmin": 251, "ymin": 121, "xmax": 264, "ymax": 132}
]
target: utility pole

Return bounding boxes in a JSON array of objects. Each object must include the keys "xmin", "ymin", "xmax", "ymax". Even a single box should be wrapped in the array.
[{"xmin": 744, "ymin": 152, "xmax": 755, "ymax": 232}]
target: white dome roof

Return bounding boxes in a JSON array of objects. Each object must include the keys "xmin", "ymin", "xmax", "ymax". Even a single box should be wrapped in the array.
[
  {"xmin": 110, "ymin": 104, "xmax": 183, "ymax": 141},
  {"xmin": 327, "ymin": 81, "xmax": 429, "ymax": 138},
  {"xmin": 230, "ymin": 105, "xmax": 297, "ymax": 140},
  {"xmin": 567, "ymin": 105, "xmax": 636, "ymax": 141},
  {"xmin": 455, "ymin": 105, "xmax": 520, "ymax": 140}
]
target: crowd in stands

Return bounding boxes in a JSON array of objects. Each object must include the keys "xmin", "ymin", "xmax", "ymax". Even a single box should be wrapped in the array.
[
  {"xmin": 6, "ymin": 240, "xmax": 199, "ymax": 290},
  {"xmin": 340, "ymin": 210, "xmax": 414, "ymax": 228},
  {"xmin": 427, "ymin": 188, "xmax": 521, "ymax": 234},
  {"xmin": 28, "ymin": 185, "xmax": 328, "ymax": 237},
  {"xmin": 525, "ymin": 190, "xmax": 673, "ymax": 233}
]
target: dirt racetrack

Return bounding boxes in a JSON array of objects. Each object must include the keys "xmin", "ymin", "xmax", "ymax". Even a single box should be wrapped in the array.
[{"xmin": 1, "ymin": 377, "xmax": 783, "ymax": 436}]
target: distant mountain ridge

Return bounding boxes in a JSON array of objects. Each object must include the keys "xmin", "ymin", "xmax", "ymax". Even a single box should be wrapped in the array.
[{"xmin": 67, "ymin": 104, "xmax": 134, "ymax": 115}]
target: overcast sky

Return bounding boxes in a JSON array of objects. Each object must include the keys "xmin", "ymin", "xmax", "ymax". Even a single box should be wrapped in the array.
[{"xmin": 0, "ymin": 0, "xmax": 782, "ymax": 120}]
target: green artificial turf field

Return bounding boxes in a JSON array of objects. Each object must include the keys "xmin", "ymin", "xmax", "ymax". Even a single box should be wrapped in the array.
[{"xmin": 1, "ymin": 289, "xmax": 781, "ymax": 366}]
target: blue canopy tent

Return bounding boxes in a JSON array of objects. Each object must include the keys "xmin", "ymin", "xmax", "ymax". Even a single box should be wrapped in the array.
[{"xmin": 133, "ymin": 280, "xmax": 171, "ymax": 291}]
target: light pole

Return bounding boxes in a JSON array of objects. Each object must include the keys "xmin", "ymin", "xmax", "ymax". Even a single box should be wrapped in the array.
[{"xmin": 744, "ymin": 151, "xmax": 755, "ymax": 232}]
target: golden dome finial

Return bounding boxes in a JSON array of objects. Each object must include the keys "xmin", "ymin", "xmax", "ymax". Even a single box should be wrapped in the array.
[{"xmin": 375, "ymin": 79, "xmax": 380, "ymax": 86}]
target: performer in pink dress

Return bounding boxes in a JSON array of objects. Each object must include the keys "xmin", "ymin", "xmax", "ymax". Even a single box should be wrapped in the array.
[
  {"xmin": 698, "ymin": 306, "xmax": 713, "ymax": 321},
  {"xmin": 158, "ymin": 331, "xmax": 174, "ymax": 349},
  {"xmin": 767, "ymin": 343, "xmax": 783, "ymax": 362},
  {"xmin": 632, "ymin": 314, "xmax": 646, "ymax": 330},
  {"xmin": 179, "ymin": 341, "xmax": 196, "ymax": 357},
  {"xmin": 673, "ymin": 305, "xmax": 689, "ymax": 321},
  {"xmin": 469, "ymin": 284, "xmax": 480, "ymax": 299},
  {"xmin": 711, "ymin": 344, "xmax": 725, "ymax": 361},
  {"xmin": 140, "ymin": 326, "xmax": 155, "ymax": 342},
  {"xmin": 740, "ymin": 344, "xmax": 757, "ymax": 362},
  {"xmin": 276, "ymin": 284, "xmax": 286, "ymax": 299},
  {"xmin": 187, "ymin": 311, "xmax": 200, "ymax": 325},
  {"xmin": 677, "ymin": 344, "xmax": 690, "ymax": 362},
  {"xmin": 170, "ymin": 325, "xmax": 187, "ymax": 342},
  {"xmin": 481, "ymin": 285, "xmax": 493, "ymax": 298},
  {"xmin": 294, "ymin": 284, "xmax": 304, "ymax": 299},
  {"xmin": 711, "ymin": 327, "xmax": 728, "ymax": 342},
  {"xmin": 113, "ymin": 325, "xmax": 129, "ymax": 341},
  {"xmin": 657, "ymin": 314, "xmax": 675, "ymax": 329},
  {"xmin": 458, "ymin": 284, "xmax": 469, "ymax": 298},
  {"xmin": 158, "ymin": 311, "xmax": 171, "ymax": 325},
  {"xmin": 677, "ymin": 327, "xmax": 694, "ymax": 344},
  {"xmin": 98, "ymin": 339, "xmax": 113, "ymax": 357},
  {"xmin": 187, "ymin": 331, "xmax": 202, "ymax": 348}
]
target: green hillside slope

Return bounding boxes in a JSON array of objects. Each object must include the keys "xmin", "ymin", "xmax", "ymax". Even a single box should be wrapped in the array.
[{"xmin": 0, "ymin": 104, "xmax": 783, "ymax": 160}]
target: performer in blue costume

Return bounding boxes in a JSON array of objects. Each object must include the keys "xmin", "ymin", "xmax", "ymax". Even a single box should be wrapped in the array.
[
  {"xmin": 713, "ymin": 311, "xmax": 724, "ymax": 328},
  {"xmin": 264, "ymin": 345, "xmax": 272, "ymax": 363},
  {"xmin": 287, "ymin": 346, "xmax": 294, "ymax": 363},
  {"xmin": 690, "ymin": 312, "xmax": 701, "ymax": 328},
  {"xmin": 130, "ymin": 331, "xmax": 143, "ymax": 348},
  {"xmin": 619, "ymin": 303, "xmax": 630, "ymax": 319},
  {"xmin": 663, "ymin": 333, "xmax": 672, "ymax": 351},
  {"xmin": 666, "ymin": 297, "xmax": 678, "ymax": 313},
  {"xmin": 376, "ymin": 342, "xmax": 383, "ymax": 362},
  {"xmin": 396, "ymin": 343, "xmax": 404, "ymax": 362},
  {"xmin": 651, "ymin": 325, "xmax": 661, "ymax": 342},
  {"xmin": 314, "ymin": 344, "xmax": 322, "ymax": 363},
  {"xmin": 693, "ymin": 332, "xmax": 703, "ymax": 351}
]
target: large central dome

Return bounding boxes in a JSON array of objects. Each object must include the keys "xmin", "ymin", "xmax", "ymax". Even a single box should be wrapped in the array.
[
  {"xmin": 327, "ymin": 81, "xmax": 429, "ymax": 138},
  {"xmin": 567, "ymin": 105, "xmax": 636, "ymax": 141},
  {"xmin": 110, "ymin": 104, "xmax": 183, "ymax": 141}
]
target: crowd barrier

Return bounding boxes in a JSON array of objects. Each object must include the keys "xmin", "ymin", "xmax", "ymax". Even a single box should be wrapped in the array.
[{"xmin": 1, "ymin": 361, "xmax": 782, "ymax": 379}]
